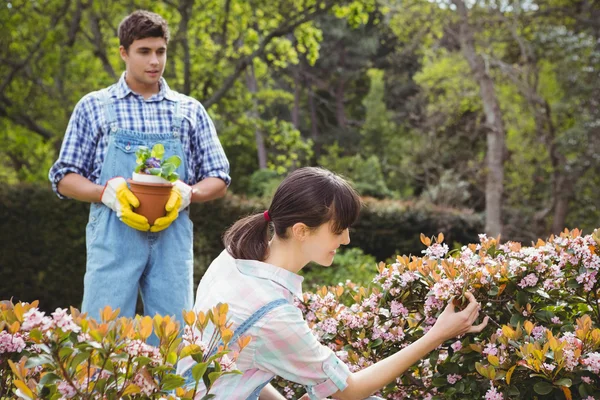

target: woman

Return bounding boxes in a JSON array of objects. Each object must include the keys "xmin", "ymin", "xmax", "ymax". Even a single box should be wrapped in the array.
[{"xmin": 178, "ymin": 167, "xmax": 488, "ymax": 399}]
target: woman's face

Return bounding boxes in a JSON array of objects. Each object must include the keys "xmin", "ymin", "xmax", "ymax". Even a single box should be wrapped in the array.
[{"xmin": 301, "ymin": 221, "xmax": 350, "ymax": 267}]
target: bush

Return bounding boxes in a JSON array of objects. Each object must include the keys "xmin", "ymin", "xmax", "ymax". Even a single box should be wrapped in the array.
[
  {"xmin": 0, "ymin": 184, "xmax": 481, "ymax": 312},
  {"xmin": 0, "ymin": 302, "xmax": 248, "ymax": 399},
  {"xmin": 275, "ymin": 229, "xmax": 600, "ymax": 399},
  {"xmin": 301, "ymin": 247, "xmax": 378, "ymax": 289}
]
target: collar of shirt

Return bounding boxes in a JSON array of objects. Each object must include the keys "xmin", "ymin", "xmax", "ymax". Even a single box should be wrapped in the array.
[
  {"xmin": 235, "ymin": 258, "xmax": 304, "ymax": 299},
  {"xmin": 114, "ymin": 72, "xmax": 178, "ymax": 102}
]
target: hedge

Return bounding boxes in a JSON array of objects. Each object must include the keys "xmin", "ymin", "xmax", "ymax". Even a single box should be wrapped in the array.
[{"xmin": 0, "ymin": 184, "xmax": 482, "ymax": 312}]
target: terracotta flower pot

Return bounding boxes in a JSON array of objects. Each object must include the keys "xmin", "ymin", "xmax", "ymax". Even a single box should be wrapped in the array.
[{"xmin": 128, "ymin": 173, "xmax": 173, "ymax": 225}]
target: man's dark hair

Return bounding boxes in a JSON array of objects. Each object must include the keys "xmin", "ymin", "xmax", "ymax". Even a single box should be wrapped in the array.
[{"xmin": 118, "ymin": 10, "xmax": 170, "ymax": 51}]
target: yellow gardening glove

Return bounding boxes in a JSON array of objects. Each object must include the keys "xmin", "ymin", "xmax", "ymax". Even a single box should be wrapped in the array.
[
  {"xmin": 101, "ymin": 177, "xmax": 150, "ymax": 231},
  {"xmin": 150, "ymin": 181, "xmax": 193, "ymax": 233}
]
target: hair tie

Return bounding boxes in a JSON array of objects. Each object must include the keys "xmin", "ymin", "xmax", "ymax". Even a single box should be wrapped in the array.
[{"xmin": 263, "ymin": 210, "xmax": 271, "ymax": 222}]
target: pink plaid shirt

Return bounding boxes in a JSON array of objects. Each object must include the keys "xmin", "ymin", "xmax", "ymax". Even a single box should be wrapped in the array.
[{"xmin": 177, "ymin": 250, "xmax": 351, "ymax": 399}]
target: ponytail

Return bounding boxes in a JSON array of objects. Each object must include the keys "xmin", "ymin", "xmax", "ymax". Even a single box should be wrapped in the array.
[{"xmin": 223, "ymin": 212, "xmax": 271, "ymax": 260}]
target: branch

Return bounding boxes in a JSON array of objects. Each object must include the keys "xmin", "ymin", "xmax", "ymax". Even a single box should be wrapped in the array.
[
  {"xmin": 0, "ymin": 0, "xmax": 71, "ymax": 93},
  {"xmin": 204, "ymin": 1, "xmax": 336, "ymax": 108},
  {"xmin": 0, "ymin": 95, "xmax": 54, "ymax": 141},
  {"xmin": 87, "ymin": 11, "xmax": 117, "ymax": 79},
  {"xmin": 66, "ymin": 0, "xmax": 87, "ymax": 47}
]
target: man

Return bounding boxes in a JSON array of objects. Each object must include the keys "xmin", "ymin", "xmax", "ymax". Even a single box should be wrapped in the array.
[{"xmin": 48, "ymin": 10, "xmax": 230, "ymax": 329}]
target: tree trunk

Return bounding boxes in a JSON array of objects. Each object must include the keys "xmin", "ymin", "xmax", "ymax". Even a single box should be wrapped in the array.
[
  {"xmin": 292, "ymin": 68, "xmax": 301, "ymax": 129},
  {"xmin": 178, "ymin": 0, "xmax": 193, "ymax": 95},
  {"xmin": 245, "ymin": 64, "xmax": 267, "ymax": 169},
  {"xmin": 308, "ymin": 85, "xmax": 320, "ymax": 157},
  {"xmin": 453, "ymin": 0, "xmax": 506, "ymax": 237},
  {"xmin": 335, "ymin": 47, "xmax": 347, "ymax": 128}
]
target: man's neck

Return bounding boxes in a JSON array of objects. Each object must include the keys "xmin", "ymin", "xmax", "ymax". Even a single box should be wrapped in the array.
[{"xmin": 125, "ymin": 74, "xmax": 160, "ymax": 100}]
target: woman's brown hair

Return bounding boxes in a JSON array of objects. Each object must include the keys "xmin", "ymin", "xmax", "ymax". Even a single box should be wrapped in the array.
[{"xmin": 223, "ymin": 167, "xmax": 362, "ymax": 261}]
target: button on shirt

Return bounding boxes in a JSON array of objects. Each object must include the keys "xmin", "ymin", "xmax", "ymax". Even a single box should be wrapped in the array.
[
  {"xmin": 177, "ymin": 250, "xmax": 352, "ymax": 399},
  {"xmin": 48, "ymin": 73, "xmax": 230, "ymax": 198}
]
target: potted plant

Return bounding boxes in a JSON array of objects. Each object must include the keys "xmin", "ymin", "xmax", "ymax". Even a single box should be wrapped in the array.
[{"xmin": 128, "ymin": 144, "xmax": 181, "ymax": 225}]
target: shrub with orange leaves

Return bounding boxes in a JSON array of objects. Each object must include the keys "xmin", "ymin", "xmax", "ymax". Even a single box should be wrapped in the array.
[
  {"xmin": 275, "ymin": 229, "xmax": 600, "ymax": 399},
  {"xmin": 0, "ymin": 301, "xmax": 249, "ymax": 399}
]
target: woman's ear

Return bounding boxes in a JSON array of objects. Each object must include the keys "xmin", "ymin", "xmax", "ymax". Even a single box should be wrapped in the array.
[{"xmin": 291, "ymin": 222, "xmax": 310, "ymax": 241}]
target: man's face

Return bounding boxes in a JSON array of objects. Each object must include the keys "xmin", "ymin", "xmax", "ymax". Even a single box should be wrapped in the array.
[{"xmin": 120, "ymin": 37, "xmax": 167, "ymax": 88}]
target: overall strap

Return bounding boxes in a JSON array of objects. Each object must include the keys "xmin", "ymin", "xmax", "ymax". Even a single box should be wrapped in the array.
[
  {"xmin": 182, "ymin": 299, "xmax": 289, "ymax": 395},
  {"xmin": 239, "ymin": 298, "xmax": 287, "ymax": 400},
  {"xmin": 209, "ymin": 298, "xmax": 288, "ymax": 357},
  {"xmin": 99, "ymin": 89, "xmax": 118, "ymax": 133},
  {"xmin": 171, "ymin": 94, "xmax": 185, "ymax": 138}
]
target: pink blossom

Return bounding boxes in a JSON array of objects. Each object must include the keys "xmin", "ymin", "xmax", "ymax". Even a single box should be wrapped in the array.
[
  {"xmin": 422, "ymin": 243, "xmax": 449, "ymax": 259},
  {"xmin": 582, "ymin": 352, "xmax": 600, "ymax": 374},
  {"xmin": 451, "ymin": 340, "xmax": 462, "ymax": 352},
  {"xmin": 485, "ymin": 385, "xmax": 504, "ymax": 400},
  {"xmin": 51, "ymin": 308, "xmax": 81, "ymax": 333},
  {"xmin": 483, "ymin": 343, "xmax": 498, "ymax": 357},
  {"xmin": 124, "ymin": 339, "xmax": 162, "ymax": 366},
  {"xmin": 390, "ymin": 301, "xmax": 408, "ymax": 317},
  {"xmin": 22, "ymin": 308, "xmax": 54, "ymax": 331},
  {"xmin": 518, "ymin": 273, "xmax": 538, "ymax": 289},
  {"xmin": 447, "ymin": 374, "xmax": 462, "ymax": 384},
  {"xmin": 57, "ymin": 380, "xmax": 77, "ymax": 398},
  {"xmin": 0, "ymin": 331, "xmax": 26, "ymax": 354},
  {"xmin": 133, "ymin": 372, "xmax": 156, "ymax": 396}
]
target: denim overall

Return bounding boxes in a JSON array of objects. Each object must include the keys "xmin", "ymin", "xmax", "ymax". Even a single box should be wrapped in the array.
[
  {"xmin": 81, "ymin": 89, "xmax": 193, "ymax": 330},
  {"xmin": 183, "ymin": 299, "xmax": 288, "ymax": 399}
]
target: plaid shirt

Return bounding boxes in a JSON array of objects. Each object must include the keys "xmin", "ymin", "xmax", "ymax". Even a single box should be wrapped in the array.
[
  {"xmin": 177, "ymin": 250, "xmax": 351, "ymax": 399},
  {"xmin": 48, "ymin": 73, "xmax": 230, "ymax": 197}
]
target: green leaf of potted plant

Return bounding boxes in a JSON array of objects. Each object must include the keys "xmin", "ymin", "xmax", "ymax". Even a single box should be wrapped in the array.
[{"xmin": 128, "ymin": 144, "xmax": 182, "ymax": 224}]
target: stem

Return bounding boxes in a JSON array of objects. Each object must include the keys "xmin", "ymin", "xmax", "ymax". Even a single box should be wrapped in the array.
[
  {"xmin": 97, "ymin": 344, "xmax": 114, "ymax": 399},
  {"xmin": 116, "ymin": 355, "xmax": 133, "ymax": 397},
  {"xmin": 53, "ymin": 344, "xmax": 86, "ymax": 398}
]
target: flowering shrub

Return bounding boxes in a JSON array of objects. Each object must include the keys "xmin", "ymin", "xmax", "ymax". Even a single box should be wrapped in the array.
[
  {"xmin": 275, "ymin": 229, "xmax": 600, "ymax": 399},
  {"xmin": 0, "ymin": 302, "xmax": 249, "ymax": 399}
]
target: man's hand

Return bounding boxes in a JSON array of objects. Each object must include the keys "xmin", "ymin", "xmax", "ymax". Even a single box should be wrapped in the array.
[
  {"xmin": 101, "ymin": 177, "xmax": 150, "ymax": 231},
  {"xmin": 150, "ymin": 181, "xmax": 193, "ymax": 232}
]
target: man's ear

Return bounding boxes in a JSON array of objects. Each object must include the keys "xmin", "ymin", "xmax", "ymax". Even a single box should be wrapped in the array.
[
  {"xmin": 291, "ymin": 222, "xmax": 310, "ymax": 241},
  {"xmin": 119, "ymin": 46, "xmax": 128, "ymax": 62}
]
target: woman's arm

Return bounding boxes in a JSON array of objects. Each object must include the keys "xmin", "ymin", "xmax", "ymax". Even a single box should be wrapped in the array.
[
  {"xmin": 259, "ymin": 383, "xmax": 288, "ymax": 400},
  {"xmin": 332, "ymin": 292, "xmax": 488, "ymax": 400}
]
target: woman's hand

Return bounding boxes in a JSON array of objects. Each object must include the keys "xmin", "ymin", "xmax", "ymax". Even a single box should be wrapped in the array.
[{"xmin": 428, "ymin": 292, "xmax": 489, "ymax": 342}]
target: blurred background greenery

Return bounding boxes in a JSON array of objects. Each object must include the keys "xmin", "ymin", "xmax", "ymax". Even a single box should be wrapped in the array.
[{"xmin": 1, "ymin": 0, "xmax": 599, "ymax": 309}]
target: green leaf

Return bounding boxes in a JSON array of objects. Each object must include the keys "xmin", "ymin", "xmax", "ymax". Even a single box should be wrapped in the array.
[
  {"xmin": 161, "ymin": 373, "xmax": 185, "ymax": 391},
  {"xmin": 369, "ymin": 338, "xmax": 383, "ymax": 348},
  {"xmin": 58, "ymin": 347, "xmax": 74, "ymax": 360},
  {"xmin": 533, "ymin": 381, "xmax": 554, "ymax": 395},
  {"xmin": 192, "ymin": 362, "xmax": 209, "ymax": 383},
  {"xmin": 69, "ymin": 351, "xmax": 91, "ymax": 370},
  {"xmin": 39, "ymin": 372, "xmax": 60, "ymax": 385},
  {"xmin": 554, "ymin": 378, "xmax": 572, "ymax": 387},
  {"xmin": 208, "ymin": 371, "xmax": 223, "ymax": 386},
  {"xmin": 151, "ymin": 144, "xmax": 165, "ymax": 159},
  {"xmin": 432, "ymin": 377, "xmax": 447, "ymax": 387},
  {"xmin": 167, "ymin": 172, "xmax": 179, "ymax": 182},
  {"xmin": 164, "ymin": 155, "xmax": 181, "ymax": 169},
  {"xmin": 24, "ymin": 354, "xmax": 53, "ymax": 368}
]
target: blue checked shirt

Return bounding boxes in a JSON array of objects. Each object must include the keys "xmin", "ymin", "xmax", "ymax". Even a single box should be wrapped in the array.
[{"xmin": 49, "ymin": 73, "xmax": 230, "ymax": 198}]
